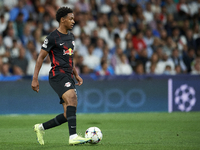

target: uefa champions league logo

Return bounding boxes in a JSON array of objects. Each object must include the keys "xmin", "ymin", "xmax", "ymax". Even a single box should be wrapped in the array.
[{"xmin": 174, "ymin": 84, "xmax": 196, "ymax": 112}]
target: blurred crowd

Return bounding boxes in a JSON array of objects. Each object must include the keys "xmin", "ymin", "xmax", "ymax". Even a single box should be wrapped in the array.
[{"xmin": 0, "ymin": 0, "xmax": 200, "ymax": 77}]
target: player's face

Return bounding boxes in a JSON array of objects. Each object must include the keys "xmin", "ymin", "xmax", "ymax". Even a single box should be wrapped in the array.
[{"xmin": 63, "ymin": 13, "xmax": 75, "ymax": 30}]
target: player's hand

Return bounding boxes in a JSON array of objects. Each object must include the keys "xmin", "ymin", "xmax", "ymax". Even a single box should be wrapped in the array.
[
  {"xmin": 75, "ymin": 75, "xmax": 83, "ymax": 86},
  {"xmin": 31, "ymin": 78, "xmax": 39, "ymax": 93}
]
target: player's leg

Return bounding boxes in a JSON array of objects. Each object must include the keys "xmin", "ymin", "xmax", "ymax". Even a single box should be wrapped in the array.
[
  {"xmin": 62, "ymin": 89, "xmax": 91, "ymax": 145},
  {"xmin": 62, "ymin": 89, "xmax": 77, "ymax": 138},
  {"xmin": 34, "ymin": 112, "xmax": 67, "ymax": 145},
  {"xmin": 33, "ymin": 102, "xmax": 68, "ymax": 145}
]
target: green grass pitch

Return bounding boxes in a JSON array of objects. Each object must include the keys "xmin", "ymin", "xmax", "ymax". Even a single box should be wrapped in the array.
[{"xmin": 0, "ymin": 112, "xmax": 200, "ymax": 150}]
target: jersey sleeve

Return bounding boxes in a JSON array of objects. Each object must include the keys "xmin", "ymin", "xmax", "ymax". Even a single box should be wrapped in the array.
[{"xmin": 41, "ymin": 35, "xmax": 54, "ymax": 53}]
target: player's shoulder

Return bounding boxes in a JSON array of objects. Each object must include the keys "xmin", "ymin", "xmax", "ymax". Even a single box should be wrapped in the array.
[
  {"xmin": 43, "ymin": 30, "xmax": 58, "ymax": 44},
  {"xmin": 46, "ymin": 30, "xmax": 57, "ymax": 39}
]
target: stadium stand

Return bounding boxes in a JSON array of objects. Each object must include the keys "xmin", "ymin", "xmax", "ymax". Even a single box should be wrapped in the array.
[{"xmin": 0, "ymin": 0, "xmax": 200, "ymax": 77}]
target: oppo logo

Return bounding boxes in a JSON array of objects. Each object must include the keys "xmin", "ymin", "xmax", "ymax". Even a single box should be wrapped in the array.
[{"xmin": 76, "ymin": 88, "xmax": 146, "ymax": 112}]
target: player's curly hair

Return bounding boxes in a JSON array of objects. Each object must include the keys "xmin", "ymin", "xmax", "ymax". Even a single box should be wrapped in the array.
[{"xmin": 56, "ymin": 7, "xmax": 73, "ymax": 23}]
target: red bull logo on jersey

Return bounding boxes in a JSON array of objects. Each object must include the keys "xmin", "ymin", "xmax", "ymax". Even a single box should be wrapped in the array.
[{"xmin": 63, "ymin": 48, "xmax": 73, "ymax": 55}]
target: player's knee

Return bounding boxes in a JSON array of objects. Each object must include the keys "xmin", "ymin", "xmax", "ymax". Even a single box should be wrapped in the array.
[{"xmin": 68, "ymin": 93, "xmax": 77, "ymax": 106}]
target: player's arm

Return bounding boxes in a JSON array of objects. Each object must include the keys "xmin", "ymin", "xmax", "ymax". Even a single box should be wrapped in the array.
[
  {"xmin": 73, "ymin": 63, "xmax": 83, "ymax": 86},
  {"xmin": 31, "ymin": 49, "xmax": 48, "ymax": 92}
]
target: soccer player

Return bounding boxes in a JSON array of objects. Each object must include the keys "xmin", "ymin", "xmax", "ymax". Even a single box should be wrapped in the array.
[{"xmin": 31, "ymin": 7, "xmax": 91, "ymax": 145}]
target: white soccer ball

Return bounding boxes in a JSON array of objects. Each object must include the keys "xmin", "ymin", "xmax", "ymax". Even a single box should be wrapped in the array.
[
  {"xmin": 85, "ymin": 127, "xmax": 103, "ymax": 144},
  {"xmin": 174, "ymin": 84, "xmax": 196, "ymax": 112}
]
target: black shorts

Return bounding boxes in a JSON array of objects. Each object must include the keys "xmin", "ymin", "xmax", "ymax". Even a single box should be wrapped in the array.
[{"xmin": 49, "ymin": 73, "xmax": 76, "ymax": 104}]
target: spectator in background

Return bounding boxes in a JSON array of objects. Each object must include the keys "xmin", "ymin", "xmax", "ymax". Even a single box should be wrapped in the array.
[
  {"xmin": 143, "ymin": 2, "xmax": 154, "ymax": 24},
  {"xmin": 148, "ymin": 63, "xmax": 157, "ymax": 74},
  {"xmin": 44, "ymin": 0, "xmax": 59, "ymax": 19},
  {"xmin": 11, "ymin": 47, "xmax": 28, "ymax": 75},
  {"xmin": 3, "ymin": 0, "xmax": 18, "ymax": 11},
  {"xmin": 9, "ymin": 0, "xmax": 29, "ymax": 22},
  {"xmin": 21, "ymin": 24, "xmax": 34, "ymax": 46},
  {"xmin": 159, "ymin": 5, "xmax": 167, "ymax": 24},
  {"xmin": 162, "ymin": 36, "xmax": 177, "ymax": 57},
  {"xmin": 27, "ymin": 19, "xmax": 37, "ymax": 33},
  {"xmin": 191, "ymin": 57, "xmax": 200, "ymax": 75},
  {"xmin": 96, "ymin": 60, "xmax": 111, "ymax": 76},
  {"xmin": 135, "ymin": 62, "xmax": 144, "ymax": 75},
  {"xmin": 0, "ymin": 14, "xmax": 8, "ymax": 34},
  {"xmin": 71, "ymin": 51, "xmax": 80, "ymax": 75},
  {"xmin": 32, "ymin": 0, "xmax": 45, "ymax": 18},
  {"xmin": 143, "ymin": 28, "xmax": 154, "ymax": 58},
  {"xmin": 134, "ymin": 5, "xmax": 145, "ymax": 26},
  {"xmin": 132, "ymin": 31, "xmax": 146, "ymax": 54},
  {"xmin": 26, "ymin": 50, "xmax": 37, "ymax": 75},
  {"xmin": 13, "ymin": 12, "xmax": 25, "ymax": 42},
  {"xmin": 99, "ymin": 0, "xmax": 112, "ymax": 14},
  {"xmin": 0, "ymin": 62, "xmax": 11, "ymax": 76},
  {"xmin": 164, "ymin": 13, "xmax": 175, "ymax": 36},
  {"xmin": 166, "ymin": 0, "xmax": 177, "ymax": 14},
  {"xmin": 155, "ymin": 46, "xmax": 164, "ymax": 61},
  {"xmin": 83, "ymin": 44, "xmax": 100, "ymax": 71},
  {"xmin": 93, "ymin": 38, "xmax": 105, "ymax": 59},
  {"xmin": 149, "ymin": 12, "xmax": 160, "ymax": 31},
  {"xmin": 80, "ymin": 65, "xmax": 92, "ymax": 75},
  {"xmin": 174, "ymin": 65, "xmax": 182, "ymax": 74},
  {"xmin": 151, "ymin": 37, "xmax": 163, "ymax": 52},
  {"xmin": 0, "ymin": 35, "xmax": 10, "ymax": 76},
  {"xmin": 145, "ymin": 52, "xmax": 159, "ymax": 74},
  {"xmin": 127, "ymin": 49, "xmax": 137, "ymax": 71},
  {"xmin": 111, "ymin": 47, "xmax": 123, "ymax": 69},
  {"xmin": 9, "ymin": 39, "xmax": 21, "ymax": 59},
  {"xmin": 0, "ymin": 35, "xmax": 10, "ymax": 65},
  {"xmin": 75, "ymin": 0, "xmax": 90, "ymax": 13},
  {"xmin": 112, "ymin": 21, "xmax": 128, "ymax": 50},
  {"xmin": 75, "ymin": 55, "xmax": 84, "ymax": 74},
  {"xmin": 136, "ymin": 49, "xmax": 149, "ymax": 68},
  {"xmin": 72, "ymin": 13, "xmax": 91, "ymax": 37},
  {"xmin": 77, "ymin": 34, "xmax": 90, "ymax": 57},
  {"xmin": 163, "ymin": 65, "xmax": 175, "ymax": 75},
  {"xmin": 90, "ymin": 0, "xmax": 98, "ymax": 19},
  {"xmin": 172, "ymin": 27, "xmax": 186, "ymax": 52},
  {"xmin": 183, "ymin": 48, "xmax": 196, "ymax": 73},
  {"xmin": 180, "ymin": 19, "xmax": 190, "ymax": 36},
  {"xmin": 3, "ymin": 23, "xmax": 19, "ymax": 49},
  {"xmin": 25, "ymin": 40, "xmax": 36, "ymax": 60},
  {"xmin": 115, "ymin": 54, "xmax": 133, "ymax": 75},
  {"xmin": 56, "ymin": 0, "xmax": 75, "ymax": 10},
  {"xmin": 110, "ymin": 34, "xmax": 122, "ymax": 55},
  {"xmin": 193, "ymin": 23, "xmax": 200, "ymax": 41},
  {"xmin": 160, "ymin": 29, "xmax": 168, "ymax": 45},
  {"xmin": 39, "ymin": 55, "xmax": 51, "ymax": 76},
  {"xmin": 84, "ymin": 12, "xmax": 97, "ymax": 32},
  {"xmin": 90, "ymin": 29, "xmax": 98, "ymax": 47},
  {"xmin": 185, "ymin": 29, "xmax": 196, "ymax": 50},
  {"xmin": 109, "ymin": 14, "xmax": 119, "ymax": 32},
  {"xmin": 33, "ymin": 28, "xmax": 42, "ymax": 54},
  {"xmin": 160, "ymin": 52, "xmax": 175, "ymax": 74},
  {"xmin": 42, "ymin": 12, "xmax": 53, "ymax": 35},
  {"xmin": 102, "ymin": 45, "xmax": 112, "ymax": 65},
  {"xmin": 169, "ymin": 48, "xmax": 187, "ymax": 73},
  {"xmin": 95, "ymin": 15, "xmax": 110, "ymax": 47},
  {"xmin": 124, "ymin": 40, "xmax": 134, "ymax": 58},
  {"xmin": 128, "ymin": 0, "xmax": 137, "ymax": 15},
  {"xmin": 151, "ymin": 0, "xmax": 161, "ymax": 14}
]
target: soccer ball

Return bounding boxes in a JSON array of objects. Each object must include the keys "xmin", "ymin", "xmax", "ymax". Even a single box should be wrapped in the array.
[
  {"xmin": 85, "ymin": 127, "xmax": 103, "ymax": 144},
  {"xmin": 174, "ymin": 84, "xmax": 196, "ymax": 112}
]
